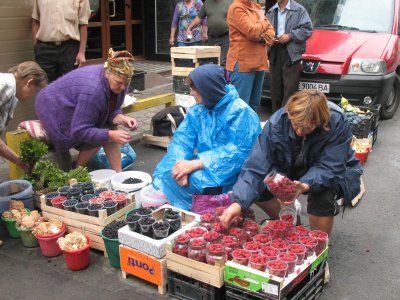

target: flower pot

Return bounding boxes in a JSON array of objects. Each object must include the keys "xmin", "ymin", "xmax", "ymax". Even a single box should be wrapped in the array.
[
  {"xmin": 101, "ymin": 220, "xmax": 126, "ymax": 268},
  {"xmin": 35, "ymin": 224, "xmax": 66, "ymax": 257},
  {"xmin": 62, "ymin": 236, "xmax": 91, "ymax": 271},
  {"xmin": 16, "ymin": 225, "xmax": 38, "ymax": 248}
]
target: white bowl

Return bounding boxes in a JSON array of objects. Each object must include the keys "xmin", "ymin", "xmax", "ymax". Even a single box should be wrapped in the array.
[{"xmin": 111, "ymin": 171, "xmax": 152, "ymax": 193}]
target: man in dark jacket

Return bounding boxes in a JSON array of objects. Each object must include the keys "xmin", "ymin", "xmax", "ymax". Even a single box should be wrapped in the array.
[
  {"xmin": 267, "ymin": 0, "xmax": 312, "ymax": 112},
  {"xmin": 221, "ymin": 90, "xmax": 363, "ymax": 235}
]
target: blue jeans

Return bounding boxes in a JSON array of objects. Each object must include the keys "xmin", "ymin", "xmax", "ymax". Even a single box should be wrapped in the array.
[{"xmin": 229, "ymin": 62, "xmax": 265, "ymax": 111}]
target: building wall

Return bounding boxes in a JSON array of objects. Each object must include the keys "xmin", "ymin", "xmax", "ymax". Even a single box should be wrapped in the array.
[{"xmin": 0, "ymin": 0, "xmax": 36, "ymax": 132}]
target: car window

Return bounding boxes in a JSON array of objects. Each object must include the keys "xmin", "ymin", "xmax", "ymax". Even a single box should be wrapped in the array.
[{"xmin": 297, "ymin": 0, "xmax": 394, "ymax": 33}]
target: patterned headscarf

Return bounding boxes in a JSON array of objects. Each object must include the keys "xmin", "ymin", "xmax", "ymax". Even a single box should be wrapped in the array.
[{"xmin": 104, "ymin": 48, "xmax": 134, "ymax": 79}]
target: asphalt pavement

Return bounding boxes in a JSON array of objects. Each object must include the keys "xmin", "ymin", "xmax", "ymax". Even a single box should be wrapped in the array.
[{"xmin": 1, "ymin": 85, "xmax": 400, "ymax": 299}]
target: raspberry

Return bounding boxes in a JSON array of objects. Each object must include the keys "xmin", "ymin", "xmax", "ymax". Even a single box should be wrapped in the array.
[
  {"xmin": 267, "ymin": 260, "xmax": 288, "ymax": 278},
  {"xmin": 185, "ymin": 227, "xmax": 207, "ymax": 239},
  {"xmin": 175, "ymin": 234, "xmax": 190, "ymax": 244},
  {"xmin": 99, "ymin": 191, "xmax": 115, "ymax": 200},
  {"xmin": 253, "ymin": 234, "xmax": 271, "ymax": 245},
  {"xmin": 285, "ymin": 232, "xmax": 300, "ymax": 243},
  {"xmin": 203, "ymin": 231, "xmax": 221, "ymax": 244},
  {"xmin": 250, "ymin": 254, "xmax": 268, "ymax": 271},
  {"xmin": 271, "ymin": 238, "xmax": 289, "ymax": 252},
  {"xmin": 295, "ymin": 225, "xmax": 311, "ymax": 236},
  {"xmin": 89, "ymin": 197, "xmax": 104, "ymax": 204},
  {"xmin": 215, "ymin": 206, "xmax": 227, "ymax": 216},
  {"xmin": 261, "ymin": 246, "xmax": 280, "ymax": 258},
  {"xmin": 211, "ymin": 222, "xmax": 225, "ymax": 233},
  {"xmin": 243, "ymin": 241, "xmax": 262, "ymax": 251},
  {"xmin": 200, "ymin": 213, "xmax": 215, "ymax": 223}
]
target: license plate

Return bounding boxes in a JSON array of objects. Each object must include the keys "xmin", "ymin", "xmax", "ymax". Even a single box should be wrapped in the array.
[{"xmin": 298, "ymin": 81, "xmax": 330, "ymax": 93}]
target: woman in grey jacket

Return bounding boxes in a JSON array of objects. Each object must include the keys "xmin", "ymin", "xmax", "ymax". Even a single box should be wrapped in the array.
[{"xmin": 221, "ymin": 90, "xmax": 362, "ymax": 235}]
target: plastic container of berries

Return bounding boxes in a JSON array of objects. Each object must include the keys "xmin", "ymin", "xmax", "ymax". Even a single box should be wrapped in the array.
[
  {"xmin": 271, "ymin": 238, "xmax": 290, "ymax": 253},
  {"xmin": 253, "ymin": 234, "xmax": 271, "ymax": 246},
  {"xmin": 309, "ymin": 230, "xmax": 328, "ymax": 256},
  {"xmin": 203, "ymin": 231, "xmax": 222, "ymax": 244},
  {"xmin": 221, "ymin": 235, "xmax": 238, "ymax": 260},
  {"xmin": 299, "ymin": 236, "xmax": 318, "ymax": 259},
  {"xmin": 211, "ymin": 221, "xmax": 226, "ymax": 235},
  {"xmin": 243, "ymin": 241, "xmax": 262, "ymax": 256},
  {"xmin": 267, "ymin": 260, "xmax": 288, "ymax": 278},
  {"xmin": 214, "ymin": 206, "xmax": 227, "ymax": 218},
  {"xmin": 250, "ymin": 254, "xmax": 268, "ymax": 272},
  {"xmin": 284, "ymin": 232, "xmax": 301, "ymax": 244},
  {"xmin": 261, "ymin": 245, "xmax": 280, "ymax": 261},
  {"xmin": 185, "ymin": 227, "xmax": 207, "ymax": 239},
  {"xmin": 278, "ymin": 252, "xmax": 298, "ymax": 275},
  {"xmin": 264, "ymin": 171, "xmax": 301, "ymax": 203},
  {"xmin": 206, "ymin": 243, "xmax": 226, "ymax": 265},
  {"xmin": 188, "ymin": 238, "xmax": 207, "ymax": 263},
  {"xmin": 243, "ymin": 220, "xmax": 259, "ymax": 238},
  {"xmin": 199, "ymin": 213, "xmax": 215, "ymax": 231},
  {"xmin": 231, "ymin": 249, "xmax": 251, "ymax": 266},
  {"xmin": 288, "ymin": 243, "xmax": 307, "ymax": 265},
  {"xmin": 228, "ymin": 227, "xmax": 247, "ymax": 247},
  {"xmin": 263, "ymin": 220, "xmax": 290, "ymax": 239},
  {"xmin": 172, "ymin": 234, "xmax": 191, "ymax": 257}
]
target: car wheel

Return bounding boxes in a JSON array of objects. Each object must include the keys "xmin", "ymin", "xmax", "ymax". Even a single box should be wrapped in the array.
[{"xmin": 381, "ymin": 75, "xmax": 400, "ymax": 119}]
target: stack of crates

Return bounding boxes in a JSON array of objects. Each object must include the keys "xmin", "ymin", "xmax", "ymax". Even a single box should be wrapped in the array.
[{"xmin": 171, "ymin": 46, "xmax": 221, "ymax": 111}]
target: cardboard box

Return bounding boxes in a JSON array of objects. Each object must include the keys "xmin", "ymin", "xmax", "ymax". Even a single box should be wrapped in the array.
[
  {"xmin": 166, "ymin": 241, "xmax": 225, "ymax": 288},
  {"xmin": 118, "ymin": 204, "xmax": 199, "ymax": 258},
  {"xmin": 120, "ymin": 244, "xmax": 167, "ymax": 294},
  {"xmin": 224, "ymin": 247, "xmax": 329, "ymax": 300}
]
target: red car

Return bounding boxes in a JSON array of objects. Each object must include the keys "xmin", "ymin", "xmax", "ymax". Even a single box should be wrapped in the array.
[{"xmin": 263, "ymin": 0, "xmax": 400, "ymax": 119}]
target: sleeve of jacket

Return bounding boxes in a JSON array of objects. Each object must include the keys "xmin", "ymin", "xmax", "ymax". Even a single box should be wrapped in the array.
[
  {"xmin": 231, "ymin": 122, "xmax": 275, "ymax": 210},
  {"xmin": 299, "ymin": 116, "xmax": 353, "ymax": 193},
  {"xmin": 195, "ymin": 105, "xmax": 261, "ymax": 190},
  {"xmin": 228, "ymin": 4, "xmax": 270, "ymax": 40},
  {"xmin": 288, "ymin": 6, "xmax": 313, "ymax": 43}
]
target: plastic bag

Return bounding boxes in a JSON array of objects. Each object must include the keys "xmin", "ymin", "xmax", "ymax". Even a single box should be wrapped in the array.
[
  {"xmin": 191, "ymin": 193, "xmax": 231, "ymax": 214},
  {"xmin": 88, "ymin": 143, "xmax": 136, "ymax": 171}
]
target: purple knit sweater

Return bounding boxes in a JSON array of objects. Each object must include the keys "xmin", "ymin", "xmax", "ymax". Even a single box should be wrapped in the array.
[{"xmin": 35, "ymin": 65, "xmax": 126, "ymax": 152}]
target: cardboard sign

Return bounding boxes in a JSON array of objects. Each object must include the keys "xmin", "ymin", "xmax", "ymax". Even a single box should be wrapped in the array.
[{"xmin": 119, "ymin": 245, "xmax": 166, "ymax": 286}]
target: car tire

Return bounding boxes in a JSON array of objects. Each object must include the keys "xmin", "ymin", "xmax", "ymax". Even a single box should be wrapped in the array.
[{"xmin": 381, "ymin": 74, "xmax": 400, "ymax": 119}]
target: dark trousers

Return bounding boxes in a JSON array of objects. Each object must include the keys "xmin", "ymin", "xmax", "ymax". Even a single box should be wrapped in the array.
[
  {"xmin": 208, "ymin": 34, "xmax": 229, "ymax": 67},
  {"xmin": 269, "ymin": 44, "xmax": 301, "ymax": 113},
  {"xmin": 34, "ymin": 40, "xmax": 79, "ymax": 82}
]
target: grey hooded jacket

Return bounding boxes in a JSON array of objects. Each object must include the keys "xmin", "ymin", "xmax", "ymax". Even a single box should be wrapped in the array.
[{"xmin": 266, "ymin": 0, "xmax": 313, "ymax": 64}]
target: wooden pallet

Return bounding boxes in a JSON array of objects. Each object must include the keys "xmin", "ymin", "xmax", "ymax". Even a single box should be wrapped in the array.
[
  {"xmin": 40, "ymin": 194, "xmax": 136, "ymax": 255},
  {"xmin": 120, "ymin": 244, "xmax": 167, "ymax": 294},
  {"xmin": 165, "ymin": 241, "xmax": 225, "ymax": 288},
  {"xmin": 171, "ymin": 46, "xmax": 221, "ymax": 77}
]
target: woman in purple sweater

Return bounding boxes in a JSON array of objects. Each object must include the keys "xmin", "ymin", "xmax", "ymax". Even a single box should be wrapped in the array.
[{"xmin": 35, "ymin": 49, "xmax": 138, "ymax": 172}]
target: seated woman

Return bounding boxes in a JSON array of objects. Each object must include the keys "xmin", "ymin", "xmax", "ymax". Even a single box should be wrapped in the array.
[
  {"xmin": 35, "ymin": 48, "xmax": 138, "ymax": 172},
  {"xmin": 153, "ymin": 64, "xmax": 261, "ymax": 211},
  {"xmin": 220, "ymin": 90, "xmax": 363, "ymax": 235}
]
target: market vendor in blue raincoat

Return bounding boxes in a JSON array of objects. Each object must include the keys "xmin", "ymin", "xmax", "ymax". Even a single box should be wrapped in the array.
[
  {"xmin": 153, "ymin": 64, "xmax": 261, "ymax": 211},
  {"xmin": 221, "ymin": 89, "xmax": 363, "ymax": 235}
]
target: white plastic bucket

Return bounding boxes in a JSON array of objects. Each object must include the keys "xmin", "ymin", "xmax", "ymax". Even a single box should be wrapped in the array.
[
  {"xmin": 89, "ymin": 169, "xmax": 116, "ymax": 189},
  {"xmin": 138, "ymin": 185, "xmax": 169, "ymax": 208},
  {"xmin": 111, "ymin": 171, "xmax": 152, "ymax": 194}
]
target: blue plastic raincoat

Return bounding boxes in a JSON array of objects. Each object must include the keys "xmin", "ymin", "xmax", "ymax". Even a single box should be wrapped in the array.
[{"xmin": 153, "ymin": 84, "xmax": 261, "ymax": 211}]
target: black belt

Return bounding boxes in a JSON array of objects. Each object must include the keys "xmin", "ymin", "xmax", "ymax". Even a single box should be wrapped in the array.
[
  {"xmin": 38, "ymin": 39, "xmax": 78, "ymax": 46},
  {"xmin": 209, "ymin": 33, "xmax": 229, "ymax": 38}
]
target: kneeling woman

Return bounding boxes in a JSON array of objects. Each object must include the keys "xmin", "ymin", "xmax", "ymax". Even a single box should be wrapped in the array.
[
  {"xmin": 153, "ymin": 64, "xmax": 261, "ymax": 211},
  {"xmin": 35, "ymin": 49, "xmax": 138, "ymax": 172}
]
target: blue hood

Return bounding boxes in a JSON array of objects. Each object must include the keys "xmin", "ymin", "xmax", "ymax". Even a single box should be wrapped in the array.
[{"xmin": 189, "ymin": 64, "xmax": 227, "ymax": 109}]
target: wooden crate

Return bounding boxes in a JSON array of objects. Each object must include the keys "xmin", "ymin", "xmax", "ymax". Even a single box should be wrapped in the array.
[
  {"xmin": 171, "ymin": 46, "xmax": 221, "ymax": 77},
  {"xmin": 120, "ymin": 244, "xmax": 167, "ymax": 294},
  {"xmin": 40, "ymin": 195, "xmax": 136, "ymax": 255},
  {"xmin": 165, "ymin": 241, "xmax": 225, "ymax": 288}
]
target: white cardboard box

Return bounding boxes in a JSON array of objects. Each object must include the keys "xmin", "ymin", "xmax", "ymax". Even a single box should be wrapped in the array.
[{"xmin": 118, "ymin": 204, "xmax": 200, "ymax": 258}]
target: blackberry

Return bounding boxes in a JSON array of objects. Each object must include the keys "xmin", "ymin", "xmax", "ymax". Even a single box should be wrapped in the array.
[
  {"xmin": 136, "ymin": 207, "xmax": 153, "ymax": 216},
  {"xmin": 126, "ymin": 214, "xmax": 141, "ymax": 222},
  {"xmin": 103, "ymin": 200, "xmax": 117, "ymax": 208},
  {"xmin": 81, "ymin": 194, "xmax": 96, "ymax": 202},
  {"xmin": 75, "ymin": 202, "xmax": 89, "ymax": 209},
  {"xmin": 102, "ymin": 220, "xmax": 127, "ymax": 239},
  {"xmin": 152, "ymin": 221, "xmax": 169, "ymax": 231},
  {"xmin": 122, "ymin": 177, "xmax": 143, "ymax": 184},
  {"xmin": 87, "ymin": 203, "xmax": 103, "ymax": 210},
  {"xmin": 63, "ymin": 199, "xmax": 78, "ymax": 206},
  {"xmin": 139, "ymin": 217, "xmax": 155, "ymax": 226}
]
